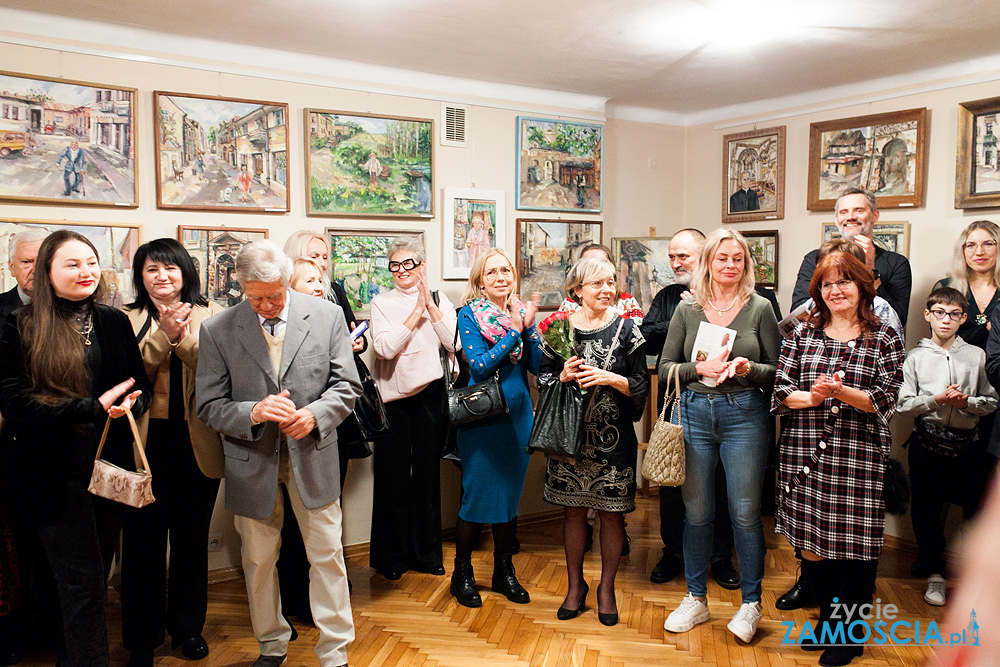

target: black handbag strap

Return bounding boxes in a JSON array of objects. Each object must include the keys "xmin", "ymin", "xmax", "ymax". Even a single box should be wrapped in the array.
[{"xmin": 136, "ymin": 311, "xmax": 153, "ymax": 342}]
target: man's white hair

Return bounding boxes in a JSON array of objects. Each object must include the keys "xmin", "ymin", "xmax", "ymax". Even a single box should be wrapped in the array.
[{"xmin": 235, "ymin": 240, "xmax": 292, "ymax": 286}]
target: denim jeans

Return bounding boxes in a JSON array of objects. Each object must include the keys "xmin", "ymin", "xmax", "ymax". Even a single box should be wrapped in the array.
[{"xmin": 680, "ymin": 388, "xmax": 769, "ymax": 602}]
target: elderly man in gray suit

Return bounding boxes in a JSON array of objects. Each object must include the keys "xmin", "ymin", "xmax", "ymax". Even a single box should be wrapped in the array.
[{"xmin": 197, "ymin": 240, "xmax": 361, "ymax": 667}]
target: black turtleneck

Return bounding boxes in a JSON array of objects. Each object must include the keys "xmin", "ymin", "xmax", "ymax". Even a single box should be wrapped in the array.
[{"xmin": 54, "ymin": 296, "xmax": 103, "ymax": 390}]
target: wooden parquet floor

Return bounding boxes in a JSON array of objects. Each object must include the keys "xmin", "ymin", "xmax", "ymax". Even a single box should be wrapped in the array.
[{"xmin": 20, "ymin": 495, "xmax": 941, "ymax": 666}]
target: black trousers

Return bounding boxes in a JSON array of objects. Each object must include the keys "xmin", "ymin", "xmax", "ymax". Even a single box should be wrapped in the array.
[
  {"xmin": 120, "ymin": 419, "xmax": 220, "ymax": 651},
  {"xmin": 659, "ymin": 460, "xmax": 734, "ymax": 563},
  {"xmin": 908, "ymin": 437, "xmax": 990, "ymax": 576},
  {"xmin": 369, "ymin": 380, "xmax": 445, "ymax": 572}
]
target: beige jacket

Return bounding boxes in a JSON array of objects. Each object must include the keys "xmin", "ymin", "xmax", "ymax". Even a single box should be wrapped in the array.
[{"xmin": 125, "ymin": 302, "xmax": 225, "ymax": 478}]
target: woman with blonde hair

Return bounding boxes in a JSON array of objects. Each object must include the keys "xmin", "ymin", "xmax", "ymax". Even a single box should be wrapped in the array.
[
  {"xmin": 660, "ymin": 228, "xmax": 780, "ymax": 643},
  {"xmin": 290, "ymin": 257, "xmax": 325, "ymax": 299},
  {"xmin": 449, "ymin": 249, "xmax": 541, "ymax": 607},
  {"xmin": 934, "ymin": 220, "xmax": 1000, "ymax": 351}
]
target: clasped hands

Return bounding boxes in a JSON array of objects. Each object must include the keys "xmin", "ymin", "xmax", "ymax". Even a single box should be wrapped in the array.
[
  {"xmin": 156, "ymin": 301, "xmax": 192, "ymax": 345},
  {"xmin": 252, "ymin": 390, "xmax": 317, "ymax": 440},
  {"xmin": 560, "ymin": 355, "xmax": 618, "ymax": 389},
  {"xmin": 935, "ymin": 383, "xmax": 969, "ymax": 409},
  {"xmin": 695, "ymin": 350, "xmax": 751, "ymax": 384},
  {"xmin": 809, "ymin": 372, "xmax": 844, "ymax": 406}
]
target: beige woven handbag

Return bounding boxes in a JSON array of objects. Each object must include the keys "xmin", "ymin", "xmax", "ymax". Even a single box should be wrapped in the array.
[
  {"xmin": 88, "ymin": 408, "xmax": 155, "ymax": 508},
  {"xmin": 641, "ymin": 365, "xmax": 685, "ymax": 486}
]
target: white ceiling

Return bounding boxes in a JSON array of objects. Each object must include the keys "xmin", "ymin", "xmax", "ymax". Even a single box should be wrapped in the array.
[{"xmin": 5, "ymin": 0, "xmax": 1000, "ymax": 122}]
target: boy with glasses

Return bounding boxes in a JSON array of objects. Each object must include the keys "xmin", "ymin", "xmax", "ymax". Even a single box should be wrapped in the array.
[{"xmin": 897, "ymin": 287, "xmax": 997, "ymax": 607}]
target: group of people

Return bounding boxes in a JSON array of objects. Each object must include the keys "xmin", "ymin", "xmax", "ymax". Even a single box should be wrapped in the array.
[{"xmin": 0, "ymin": 184, "xmax": 997, "ymax": 667}]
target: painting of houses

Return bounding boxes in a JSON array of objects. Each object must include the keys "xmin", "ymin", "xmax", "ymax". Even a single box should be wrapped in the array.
[
  {"xmin": 0, "ymin": 71, "xmax": 136, "ymax": 207},
  {"xmin": 516, "ymin": 219, "xmax": 601, "ymax": 309},
  {"xmin": 155, "ymin": 92, "xmax": 289, "ymax": 212},
  {"xmin": 0, "ymin": 219, "xmax": 139, "ymax": 305},
  {"xmin": 973, "ymin": 110, "xmax": 1000, "ymax": 195},
  {"xmin": 178, "ymin": 226, "xmax": 268, "ymax": 307},
  {"xmin": 307, "ymin": 110, "xmax": 433, "ymax": 218},
  {"xmin": 327, "ymin": 229, "xmax": 424, "ymax": 316},
  {"xmin": 516, "ymin": 117, "xmax": 603, "ymax": 213},
  {"xmin": 612, "ymin": 237, "xmax": 675, "ymax": 312}
]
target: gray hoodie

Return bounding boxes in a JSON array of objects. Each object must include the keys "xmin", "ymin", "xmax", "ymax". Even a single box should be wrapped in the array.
[{"xmin": 897, "ymin": 335, "xmax": 998, "ymax": 430}]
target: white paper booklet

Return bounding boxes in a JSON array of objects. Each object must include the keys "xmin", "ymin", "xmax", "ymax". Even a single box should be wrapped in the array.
[
  {"xmin": 692, "ymin": 321, "xmax": 737, "ymax": 387},
  {"xmin": 778, "ymin": 301, "xmax": 815, "ymax": 340}
]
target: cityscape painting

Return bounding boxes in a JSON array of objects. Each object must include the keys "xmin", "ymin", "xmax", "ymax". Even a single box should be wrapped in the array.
[
  {"xmin": 612, "ymin": 236, "xmax": 675, "ymax": 312},
  {"xmin": 154, "ymin": 92, "xmax": 289, "ymax": 212},
  {"xmin": 0, "ymin": 71, "xmax": 137, "ymax": 207},
  {"xmin": 328, "ymin": 229, "xmax": 424, "ymax": 317},
  {"xmin": 307, "ymin": 110, "xmax": 433, "ymax": 218},
  {"xmin": 177, "ymin": 226, "xmax": 269, "ymax": 308},
  {"xmin": 516, "ymin": 218, "xmax": 602, "ymax": 310},
  {"xmin": 516, "ymin": 117, "xmax": 603, "ymax": 213}
]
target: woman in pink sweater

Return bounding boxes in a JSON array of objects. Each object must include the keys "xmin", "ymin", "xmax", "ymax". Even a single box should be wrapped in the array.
[{"xmin": 369, "ymin": 238, "xmax": 457, "ymax": 580}]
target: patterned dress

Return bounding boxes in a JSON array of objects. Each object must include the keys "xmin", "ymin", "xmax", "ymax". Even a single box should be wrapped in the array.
[
  {"xmin": 542, "ymin": 316, "xmax": 648, "ymax": 513},
  {"xmin": 771, "ymin": 324, "xmax": 904, "ymax": 560}
]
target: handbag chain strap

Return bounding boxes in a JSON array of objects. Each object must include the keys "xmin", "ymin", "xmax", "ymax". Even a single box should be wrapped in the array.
[{"xmin": 94, "ymin": 407, "xmax": 152, "ymax": 475}]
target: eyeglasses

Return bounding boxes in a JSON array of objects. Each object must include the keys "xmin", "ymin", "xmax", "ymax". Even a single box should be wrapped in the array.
[
  {"xmin": 484, "ymin": 266, "xmax": 514, "ymax": 281},
  {"xmin": 964, "ymin": 240, "xmax": 997, "ymax": 252},
  {"xmin": 928, "ymin": 309, "xmax": 965, "ymax": 322},
  {"xmin": 583, "ymin": 279, "xmax": 617, "ymax": 290},
  {"xmin": 388, "ymin": 258, "xmax": 419, "ymax": 273},
  {"xmin": 820, "ymin": 279, "xmax": 854, "ymax": 292}
]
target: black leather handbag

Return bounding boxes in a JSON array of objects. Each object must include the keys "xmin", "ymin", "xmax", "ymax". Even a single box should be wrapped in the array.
[
  {"xmin": 436, "ymin": 304, "xmax": 508, "ymax": 428},
  {"xmin": 337, "ymin": 355, "xmax": 390, "ymax": 457}
]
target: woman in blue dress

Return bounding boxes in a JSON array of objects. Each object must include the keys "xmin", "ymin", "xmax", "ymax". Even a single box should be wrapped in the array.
[{"xmin": 451, "ymin": 248, "xmax": 541, "ymax": 608}]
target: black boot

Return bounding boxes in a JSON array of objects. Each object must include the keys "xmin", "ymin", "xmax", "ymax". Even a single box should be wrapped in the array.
[
  {"xmin": 800, "ymin": 559, "xmax": 835, "ymax": 652},
  {"xmin": 776, "ymin": 559, "xmax": 814, "ymax": 610},
  {"xmin": 492, "ymin": 553, "xmax": 530, "ymax": 603},
  {"xmin": 450, "ymin": 557, "xmax": 482, "ymax": 608},
  {"xmin": 818, "ymin": 559, "xmax": 872, "ymax": 667}
]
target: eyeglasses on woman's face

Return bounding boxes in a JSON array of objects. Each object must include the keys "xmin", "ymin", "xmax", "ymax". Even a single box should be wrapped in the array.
[
  {"xmin": 928, "ymin": 308, "xmax": 965, "ymax": 322},
  {"xmin": 388, "ymin": 258, "xmax": 419, "ymax": 273},
  {"xmin": 819, "ymin": 279, "xmax": 854, "ymax": 293},
  {"xmin": 583, "ymin": 278, "xmax": 616, "ymax": 291},
  {"xmin": 484, "ymin": 265, "xmax": 514, "ymax": 282},
  {"xmin": 964, "ymin": 240, "xmax": 998, "ymax": 252}
]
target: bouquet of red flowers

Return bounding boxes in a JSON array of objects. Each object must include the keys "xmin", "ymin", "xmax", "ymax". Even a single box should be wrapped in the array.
[{"xmin": 537, "ymin": 311, "xmax": 576, "ymax": 362}]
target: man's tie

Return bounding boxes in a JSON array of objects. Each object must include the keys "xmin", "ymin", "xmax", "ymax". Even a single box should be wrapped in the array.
[{"xmin": 264, "ymin": 317, "xmax": 281, "ymax": 335}]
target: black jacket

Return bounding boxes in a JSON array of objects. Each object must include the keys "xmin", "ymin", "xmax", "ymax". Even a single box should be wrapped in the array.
[{"xmin": 0, "ymin": 286, "xmax": 23, "ymax": 320}]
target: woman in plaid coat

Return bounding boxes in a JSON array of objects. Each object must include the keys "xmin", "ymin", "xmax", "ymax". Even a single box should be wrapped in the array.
[{"xmin": 772, "ymin": 251, "xmax": 904, "ymax": 667}]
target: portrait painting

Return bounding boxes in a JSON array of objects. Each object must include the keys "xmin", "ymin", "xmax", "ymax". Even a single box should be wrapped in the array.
[
  {"xmin": 808, "ymin": 108, "xmax": 926, "ymax": 210},
  {"xmin": 515, "ymin": 218, "xmax": 602, "ymax": 309},
  {"xmin": 722, "ymin": 126, "xmax": 785, "ymax": 223},
  {"xmin": 955, "ymin": 96, "xmax": 1000, "ymax": 209},
  {"xmin": 0, "ymin": 71, "xmax": 137, "ymax": 207},
  {"xmin": 442, "ymin": 187, "xmax": 506, "ymax": 280},
  {"xmin": 306, "ymin": 110, "xmax": 433, "ymax": 218},
  {"xmin": 177, "ymin": 226, "xmax": 269, "ymax": 308},
  {"xmin": 821, "ymin": 221, "xmax": 910, "ymax": 256},
  {"xmin": 154, "ymin": 92, "xmax": 289, "ymax": 212},
  {"xmin": 611, "ymin": 236, "xmax": 675, "ymax": 312},
  {"xmin": 327, "ymin": 229, "xmax": 424, "ymax": 317},
  {"xmin": 516, "ymin": 117, "xmax": 603, "ymax": 213},
  {"xmin": 0, "ymin": 218, "xmax": 140, "ymax": 306},
  {"xmin": 742, "ymin": 230, "xmax": 779, "ymax": 288}
]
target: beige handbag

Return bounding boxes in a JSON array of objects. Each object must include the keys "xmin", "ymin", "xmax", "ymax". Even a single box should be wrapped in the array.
[
  {"xmin": 88, "ymin": 408, "xmax": 155, "ymax": 508},
  {"xmin": 641, "ymin": 365, "xmax": 685, "ymax": 486}
]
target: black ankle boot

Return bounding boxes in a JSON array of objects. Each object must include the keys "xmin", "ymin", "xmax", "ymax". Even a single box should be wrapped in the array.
[
  {"xmin": 491, "ymin": 553, "xmax": 530, "ymax": 604},
  {"xmin": 450, "ymin": 557, "xmax": 482, "ymax": 608},
  {"xmin": 799, "ymin": 559, "xmax": 831, "ymax": 652}
]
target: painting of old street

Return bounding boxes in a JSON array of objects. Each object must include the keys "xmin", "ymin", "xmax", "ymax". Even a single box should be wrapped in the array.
[{"xmin": 516, "ymin": 117, "xmax": 603, "ymax": 213}]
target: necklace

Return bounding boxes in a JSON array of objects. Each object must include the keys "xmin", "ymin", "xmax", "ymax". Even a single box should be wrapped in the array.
[
  {"xmin": 75, "ymin": 313, "xmax": 94, "ymax": 346},
  {"xmin": 707, "ymin": 294, "xmax": 738, "ymax": 316}
]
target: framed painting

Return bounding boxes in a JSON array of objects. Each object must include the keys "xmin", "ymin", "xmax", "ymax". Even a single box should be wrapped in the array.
[
  {"xmin": 722, "ymin": 126, "xmax": 785, "ymax": 223},
  {"xmin": 442, "ymin": 187, "xmax": 506, "ymax": 280},
  {"xmin": 0, "ymin": 218, "xmax": 140, "ymax": 306},
  {"xmin": 807, "ymin": 108, "xmax": 927, "ymax": 211},
  {"xmin": 177, "ymin": 226, "xmax": 269, "ymax": 308},
  {"xmin": 821, "ymin": 221, "xmax": 911, "ymax": 256},
  {"xmin": 327, "ymin": 229, "xmax": 424, "ymax": 317},
  {"xmin": 611, "ymin": 236, "xmax": 675, "ymax": 313},
  {"xmin": 306, "ymin": 110, "xmax": 433, "ymax": 218},
  {"xmin": 955, "ymin": 96, "xmax": 1000, "ymax": 210},
  {"xmin": 515, "ymin": 218, "xmax": 602, "ymax": 310},
  {"xmin": 0, "ymin": 71, "xmax": 137, "ymax": 207},
  {"xmin": 154, "ymin": 92, "xmax": 289, "ymax": 213},
  {"xmin": 516, "ymin": 116, "xmax": 603, "ymax": 213},
  {"xmin": 742, "ymin": 230, "xmax": 779, "ymax": 288}
]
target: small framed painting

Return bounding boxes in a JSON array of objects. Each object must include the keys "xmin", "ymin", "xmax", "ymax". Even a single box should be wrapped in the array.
[
  {"xmin": 442, "ymin": 187, "xmax": 506, "ymax": 280},
  {"xmin": 154, "ymin": 91, "xmax": 289, "ymax": 213},
  {"xmin": 515, "ymin": 218, "xmax": 602, "ymax": 310},
  {"xmin": 0, "ymin": 218, "xmax": 140, "ymax": 306},
  {"xmin": 327, "ymin": 228, "xmax": 424, "ymax": 317},
  {"xmin": 516, "ymin": 116, "xmax": 603, "ymax": 213},
  {"xmin": 722, "ymin": 126, "xmax": 785, "ymax": 223},
  {"xmin": 742, "ymin": 230, "xmax": 779, "ymax": 289},
  {"xmin": 611, "ymin": 236, "xmax": 675, "ymax": 313},
  {"xmin": 177, "ymin": 225, "xmax": 269, "ymax": 308},
  {"xmin": 955, "ymin": 96, "xmax": 1000, "ymax": 210},
  {"xmin": 821, "ymin": 222, "xmax": 911, "ymax": 256}
]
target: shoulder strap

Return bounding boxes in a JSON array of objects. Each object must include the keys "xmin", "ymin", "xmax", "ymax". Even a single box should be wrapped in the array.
[{"xmin": 136, "ymin": 311, "xmax": 153, "ymax": 342}]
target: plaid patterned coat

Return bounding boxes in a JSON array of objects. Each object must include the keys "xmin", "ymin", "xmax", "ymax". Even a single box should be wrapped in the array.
[{"xmin": 771, "ymin": 323, "xmax": 904, "ymax": 560}]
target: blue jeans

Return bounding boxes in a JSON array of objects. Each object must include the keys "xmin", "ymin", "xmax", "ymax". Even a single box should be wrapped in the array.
[{"xmin": 680, "ymin": 389, "xmax": 769, "ymax": 603}]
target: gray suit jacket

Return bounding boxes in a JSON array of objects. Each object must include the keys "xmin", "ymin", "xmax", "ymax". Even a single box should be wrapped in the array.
[{"xmin": 196, "ymin": 291, "xmax": 362, "ymax": 519}]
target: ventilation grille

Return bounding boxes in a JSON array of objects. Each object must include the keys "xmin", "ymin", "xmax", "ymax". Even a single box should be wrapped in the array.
[{"xmin": 441, "ymin": 104, "xmax": 468, "ymax": 147}]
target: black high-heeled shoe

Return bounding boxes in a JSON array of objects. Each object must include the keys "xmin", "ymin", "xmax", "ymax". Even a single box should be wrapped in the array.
[
  {"xmin": 556, "ymin": 581, "xmax": 589, "ymax": 620},
  {"xmin": 596, "ymin": 584, "xmax": 618, "ymax": 626}
]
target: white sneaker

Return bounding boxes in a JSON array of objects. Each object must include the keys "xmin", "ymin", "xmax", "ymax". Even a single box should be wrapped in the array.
[
  {"xmin": 924, "ymin": 575, "xmax": 946, "ymax": 606},
  {"xmin": 727, "ymin": 601, "xmax": 762, "ymax": 643},
  {"xmin": 664, "ymin": 593, "xmax": 711, "ymax": 633}
]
